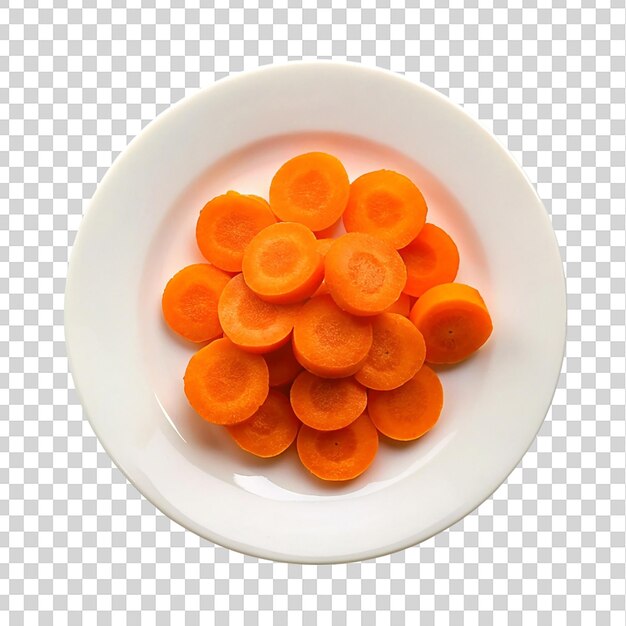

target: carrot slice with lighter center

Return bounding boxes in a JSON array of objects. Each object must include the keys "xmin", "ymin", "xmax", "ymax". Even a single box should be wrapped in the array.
[
  {"xmin": 355, "ymin": 313, "xmax": 426, "ymax": 391},
  {"xmin": 297, "ymin": 412, "xmax": 379, "ymax": 481},
  {"xmin": 325, "ymin": 232, "xmax": 407, "ymax": 316},
  {"xmin": 290, "ymin": 371, "xmax": 367, "ymax": 430},
  {"xmin": 218, "ymin": 274, "xmax": 300, "ymax": 353},
  {"xmin": 226, "ymin": 390, "xmax": 300, "ymax": 458},
  {"xmin": 368, "ymin": 365, "xmax": 443, "ymax": 441},
  {"xmin": 184, "ymin": 338, "xmax": 269, "ymax": 425},
  {"xmin": 269, "ymin": 152, "xmax": 350, "ymax": 232},
  {"xmin": 196, "ymin": 191, "xmax": 277, "ymax": 273},
  {"xmin": 162, "ymin": 263, "xmax": 231, "ymax": 342},
  {"xmin": 292, "ymin": 295, "xmax": 373, "ymax": 378},
  {"xmin": 242, "ymin": 222, "xmax": 324, "ymax": 304},
  {"xmin": 343, "ymin": 170, "xmax": 427, "ymax": 249},
  {"xmin": 410, "ymin": 283, "xmax": 493, "ymax": 364},
  {"xmin": 400, "ymin": 223, "xmax": 460, "ymax": 297}
]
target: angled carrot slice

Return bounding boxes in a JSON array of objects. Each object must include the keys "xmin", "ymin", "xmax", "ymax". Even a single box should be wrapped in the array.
[
  {"xmin": 218, "ymin": 274, "xmax": 300, "ymax": 353},
  {"xmin": 410, "ymin": 283, "xmax": 493, "ymax": 364},
  {"xmin": 292, "ymin": 295, "xmax": 373, "ymax": 378},
  {"xmin": 297, "ymin": 413, "xmax": 379, "ymax": 481},
  {"xmin": 242, "ymin": 222, "xmax": 324, "ymax": 304},
  {"xmin": 355, "ymin": 313, "xmax": 426, "ymax": 391},
  {"xmin": 324, "ymin": 232, "xmax": 407, "ymax": 316},
  {"xmin": 343, "ymin": 170, "xmax": 427, "ymax": 249},
  {"xmin": 368, "ymin": 365, "xmax": 443, "ymax": 441},
  {"xmin": 399, "ymin": 223, "xmax": 459, "ymax": 297},
  {"xmin": 196, "ymin": 191, "xmax": 276, "ymax": 272},
  {"xmin": 226, "ymin": 390, "xmax": 300, "ymax": 458},
  {"xmin": 290, "ymin": 371, "xmax": 367, "ymax": 430},
  {"xmin": 269, "ymin": 152, "xmax": 350, "ymax": 231},
  {"xmin": 184, "ymin": 338, "xmax": 269, "ymax": 425},
  {"xmin": 162, "ymin": 263, "xmax": 230, "ymax": 342}
]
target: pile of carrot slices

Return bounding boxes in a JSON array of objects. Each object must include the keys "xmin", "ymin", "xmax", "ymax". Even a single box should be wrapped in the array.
[{"xmin": 162, "ymin": 152, "xmax": 492, "ymax": 481}]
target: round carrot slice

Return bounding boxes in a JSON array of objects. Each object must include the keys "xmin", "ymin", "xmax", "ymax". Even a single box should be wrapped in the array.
[
  {"xmin": 226, "ymin": 390, "xmax": 300, "ymax": 458},
  {"xmin": 242, "ymin": 222, "xmax": 324, "ymax": 304},
  {"xmin": 269, "ymin": 152, "xmax": 350, "ymax": 232},
  {"xmin": 385, "ymin": 292, "xmax": 412, "ymax": 317},
  {"xmin": 196, "ymin": 191, "xmax": 277, "ymax": 273},
  {"xmin": 162, "ymin": 263, "xmax": 231, "ymax": 342},
  {"xmin": 410, "ymin": 283, "xmax": 493, "ymax": 364},
  {"xmin": 343, "ymin": 170, "xmax": 427, "ymax": 249},
  {"xmin": 355, "ymin": 313, "xmax": 426, "ymax": 391},
  {"xmin": 218, "ymin": 274, "xmax": 300, "ymax": 353},
  {"xmin": 297, "ymin": 413, "xmax": 379, "ymax": 481},
  {"xmin": 368, "ymin": 365, "xmax": 443, "ymax": 441},
  {"xmin": 292, "ymin": 295, "xmax": 373, "ymax": 378},
  {"xmin": 324, "ymin": 232, "xmax": 407, "ymax": 316},
  {"xmin": 247, "ymin": 194, "xmax": 271, "ymax": 210},
  {"xmin": 399, "ymin": 223, "xmax": 460, "ymax": 297},
  {"xmin": 290, "ymin": 371, "xmax": 367, "ymax": 430},
  {"xmin": 264, "ymin": 341, "xmax": 303, "ymax": 387},
  {"xmin": 184, "ymin": 338, "xmax": 269, "ymax": 425}
]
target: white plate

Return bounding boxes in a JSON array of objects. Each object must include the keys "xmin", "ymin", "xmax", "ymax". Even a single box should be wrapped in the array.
[{"xmin": 65, "ymin": 62, "xmax": 566, "ymax": 563}]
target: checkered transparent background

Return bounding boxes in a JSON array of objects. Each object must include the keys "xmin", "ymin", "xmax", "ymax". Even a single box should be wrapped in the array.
[{"xmin": 2, "ymin": 0, "xmax": 626, "ymax": 623}]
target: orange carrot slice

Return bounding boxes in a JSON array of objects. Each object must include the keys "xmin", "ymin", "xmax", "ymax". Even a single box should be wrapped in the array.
[
  {"xmin": 218, "ymin": 274, "xmax": 300, "ymax": 353},
  {"xmin": 343, "ymin": 170, "xmax": 427, "ymax": 249},
  {"xmin": 162, "ymin": 263, "xmax": 230, "ymax": 342},
  {"xmin": 316, "ymin": 238, "xmax": 335, "ymax": 258},
  {"xmin": 264, "ymin": 341, "xmax": 303, "ymax": 387},
  {"xmin": 355, "ymin": 313, "xmax": 426, "ymax": 391},
  {"xmin": 226, "ymin": 390, "xmax": 300, "ymax": 458},
  {"xmin": 297, "ymin": 412, "xmax": 379, "ymax": 481},
  {"xmin": 312, "ymin": 281, "xmax": 330, "ymax": 297},
  {"xmin": 399, "ymin": 223, "xmax": 460, "ymax": 297},
  {"xmin": 242, "ymin": 221, "xmax": 324, "ymax": 304},
  {"xmin": 324, "ymin": 232, "xmax": 407, "ymax": 316},
  {"xmin": 368, "ymin": 365, "xmax": 443, "ymax": 441},
  {"xmin": 292, "ymin": 295, "xmax": 373, "ymax": 378},
  {"xmin": 290, "ymin": 371, "xmax": 367, "ymax": 430},
  {"xmin": 385, "ymin": 292, "xmax": 412, "ymax": 317},
  {"xmin": 410, "ymin": 283, "xmax": 493, "ymax": 364},
  {"xmin": 247, "ymin": 194, "xmax": 271, "ymax": 210},
  {"xmin": 196, "ymin": 191, "xmax": 277, "ymax": 273},
  {"xmin": 184, "ymin": 338, "xmax": 269, "ymax": 424},
  {"xmin": 269, "ymin": 152, "xmax": 350, "ymax": 232}
]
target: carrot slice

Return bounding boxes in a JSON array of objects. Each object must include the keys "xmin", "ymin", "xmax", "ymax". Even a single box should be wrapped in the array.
[
  {"xmin": 385, "ymin": 292, "xmax": 412, "ymax": 317},
  {"xmin": 315, "ymin": 218, "xmax": 342, "ymax": 239},
  {"xmin": 410, "ymin": 283, "xmax": 493, "ymax": 364},
  {"xmin": 399, "ymin": 223, "xmax": 460, "ymax": 297},
  {"xmin": 355, "ymin": 313, "xmax": 426, "ymax": 391},
  {"xmin": 343, "ymin": 170, "xmax": 427, "ymax": 249},
  {"xmin": 247, "ymin": 194, "xmax": 271, "ymax": 210},
  {"xmin": 316, "ymin": 238, "xmax": 335, "ymax": 258},
  {"xmin": 226, "ymin": 390, "xmax": 300, "ymax": 458},
  {"xmin": 184, "ymin": 338, "xmax": 269, "ymax": 425},
  {"xmin": 297, "ymin": 412, "xmax": 379, "ymax": 481},
  {"xmin": 368, "ymin": 365, "xmax": 443, "ymax": 441},
  {"xmin": 218, "ymin": 274, "xmax": 300, "ymax": 353},
  {"xmin": 242, "ymin": 222, "xmax": 324, "ymax": 304},
  {"xmin": 196, "ymin": 191, "xmax": 277, "ymax": 273},
  {"xmin": 264, "ymin": 341, "xmax": 303, "ymax": 387},
  {"xmin": 290, "ymin": 371, "xmax": 367, "ymax": 430},
  {"xmin": 269, "ymin": 152, "xmax": 350, "ymax": 231},
  {"xmin": 162, "ymin": 263, "xmax": 231, "ymax": 342},
  {"xmin": 324, "ymin": 232, "xmax": 407, "ymax": 316},
  {"xmin": 292, "ymin": 295, "xmax": 373, "ymax": 378},
  {"xmin": 312, "ymin": 281, "xmax": 330, "ymax": 297}
]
